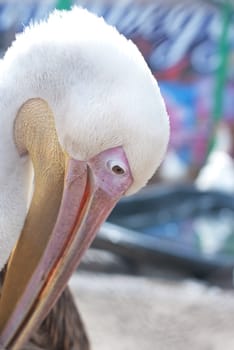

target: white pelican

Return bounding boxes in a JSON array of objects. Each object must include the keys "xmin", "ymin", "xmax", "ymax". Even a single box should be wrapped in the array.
[{"xmin": 0, "ymin": 6, "xmax": 169, "ymax": 350}]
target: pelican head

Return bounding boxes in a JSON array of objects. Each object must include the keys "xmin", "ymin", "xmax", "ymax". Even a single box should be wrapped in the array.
[{"xmin": 0, "ymin": 7, "xmax": 169, "ymax": 349}]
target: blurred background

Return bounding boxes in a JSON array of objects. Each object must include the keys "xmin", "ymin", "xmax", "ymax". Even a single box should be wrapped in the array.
[{"xmin": 1, "ymin": 0, "xmax": 234, "ymax": 349}]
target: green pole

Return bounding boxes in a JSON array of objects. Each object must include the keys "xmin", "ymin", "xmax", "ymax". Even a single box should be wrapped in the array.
[
  {"xmin": 56, "ymin": 0, "xmax": 73, "ymax": 10},
  {"xmin": 207, "ymin": 1, "xmax": 232, "ymax": 155}
]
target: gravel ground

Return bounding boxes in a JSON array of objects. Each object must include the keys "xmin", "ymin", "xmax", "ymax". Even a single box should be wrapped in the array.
[{"xmin": 70, "ymin": 273, "xmax": 234, "ymax": 350}]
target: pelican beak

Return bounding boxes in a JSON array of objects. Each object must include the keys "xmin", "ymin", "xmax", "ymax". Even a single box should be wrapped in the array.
[{"xmin": 0, "ymin": 99, "xmax": 132, "ymax": 349}]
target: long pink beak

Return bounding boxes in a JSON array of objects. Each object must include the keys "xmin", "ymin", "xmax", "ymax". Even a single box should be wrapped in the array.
[{"xmin": 0, "ymin": 148, "xmax": 132, "ymax": 349}]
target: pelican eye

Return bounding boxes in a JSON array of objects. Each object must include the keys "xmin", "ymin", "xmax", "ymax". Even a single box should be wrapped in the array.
[
  {"xmin": 112, "ymin": 165, "xmax": 125, "ymax": 175},
  {"xmin": 107, "ymin": 161, "xmax": 126, "ymax": 175}
]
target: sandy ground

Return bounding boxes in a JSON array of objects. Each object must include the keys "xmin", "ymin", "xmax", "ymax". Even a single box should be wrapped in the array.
[{"xmin": 70, "ymin": 272, "xmax": 234, "ymax": 350}]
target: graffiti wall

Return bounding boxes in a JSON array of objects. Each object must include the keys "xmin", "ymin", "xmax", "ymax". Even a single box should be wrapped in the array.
[{"xmin": 0, "ymin": 0, "xmax": 233, "ymax": 177}]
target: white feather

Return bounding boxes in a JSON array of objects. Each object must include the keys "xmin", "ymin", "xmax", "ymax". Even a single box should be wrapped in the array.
[{"xmin": 0, "ymin": 7, "xmax": 169, "ymax": 270}]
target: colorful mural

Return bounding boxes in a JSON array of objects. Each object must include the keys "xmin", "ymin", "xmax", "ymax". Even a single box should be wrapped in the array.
[{"xmin": 0, "ymin": 0, "xmax": 233, "ymax": 174}]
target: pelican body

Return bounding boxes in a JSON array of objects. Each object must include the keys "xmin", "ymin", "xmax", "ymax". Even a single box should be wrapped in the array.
[{"xmin": 0, "ymin": 7, "xmax": 169, "ymax": 349}]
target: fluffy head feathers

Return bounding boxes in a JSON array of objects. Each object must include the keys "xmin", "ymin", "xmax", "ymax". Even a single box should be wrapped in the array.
[{"xmin": 3, "ymin": 6, "xmax": 169, "ymax": 194}]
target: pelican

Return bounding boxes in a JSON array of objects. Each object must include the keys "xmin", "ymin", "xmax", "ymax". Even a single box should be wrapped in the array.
[{"xmin": 0, "ymin": 6, "xmax": 169, "ymax": 350}]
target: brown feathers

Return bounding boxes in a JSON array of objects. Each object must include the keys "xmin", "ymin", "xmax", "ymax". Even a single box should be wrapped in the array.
[{"xmin": 0, "ymin": 270, "xmax": 90, "ymax": 350}]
